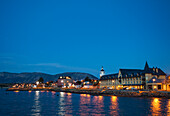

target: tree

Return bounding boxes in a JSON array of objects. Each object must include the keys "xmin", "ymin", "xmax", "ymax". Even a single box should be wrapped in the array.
[
  {"xmin": 38, "ymin": 77, "xmax": 44, "ymax": 83},
  {"xmin": 76, "ymin": 81, "xmax": 82, "ymax": 85},
  {"xmin": 84, "ymin": 77, "xmax": 91, "ymax": 82}
]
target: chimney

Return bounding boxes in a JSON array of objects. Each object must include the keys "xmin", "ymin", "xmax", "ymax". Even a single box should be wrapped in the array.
[
  {"xmin": 156, "ymin": 67, "xmax": 158, "ymax": 73},
  {"xmin": 153, "ymin": 67, "xmax": 155, "ymax": 72}
]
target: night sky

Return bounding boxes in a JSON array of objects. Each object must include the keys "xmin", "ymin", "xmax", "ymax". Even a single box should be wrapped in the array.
[{"xmin": 0, "ymin": 0, "xmax": 170, "ymax": 77}]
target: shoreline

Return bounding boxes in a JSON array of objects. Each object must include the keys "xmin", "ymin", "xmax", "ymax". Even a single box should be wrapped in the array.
[{"xmin": 6, "ymin": 88, "xmax": 170, "ymax": 98}]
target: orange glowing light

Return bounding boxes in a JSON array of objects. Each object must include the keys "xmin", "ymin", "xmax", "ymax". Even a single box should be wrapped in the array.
[
  {"xmin": 67, "ymin": 93, "xmax": 72, "ymax": 96},
  {"xmin": 28, "ymin": 90, "xmax": 32, "ymax": 93},
  {"xmin": 151, "ymin": 98, "xmax": 161, "ymax": 115},
  {"xmin": 87, "ymin": 94, "xmax": 90, "ymax": 97},
  {"xmin": 52, "ymin": 91, "xmax": 56, "ymax": 93},
  {"xmin": 99, "ymin": 96, "xmax": 103, "ymax": 100},
  {"xmin": 154, "ymin": 98, "xmax": 159, "ymax": 103},
  {"xmin": 80, "ymin": 94, "xmax": 86, "ymax": 97},
  {"xmin": 14, "ymin": 90, "xmax": 19, "ymax": 93},
  {"xmin": 111, "ymin": 96, "xmax": 117, "ymax": 101}
]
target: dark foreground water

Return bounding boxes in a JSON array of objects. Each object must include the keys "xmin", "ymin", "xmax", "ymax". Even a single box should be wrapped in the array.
[{"xmin": 0, "ymin": 89, "xmax": 170, "ymax": 116}]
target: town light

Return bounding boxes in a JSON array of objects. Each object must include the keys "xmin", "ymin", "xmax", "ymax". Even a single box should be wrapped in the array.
[
  {"xmin": 153, "ymin": 79, "xmax": 156, "ymax": 82},
  {"xmin": 112, "ymin": 80, "xmax": 114, "ymax": 83},
  {"xmin": 61, "ymin": 80, "xmax": 63, "ymax": 83},
  {"xmin": 36, "ymin": 81, "xmax": 39, "ymax": 85}
]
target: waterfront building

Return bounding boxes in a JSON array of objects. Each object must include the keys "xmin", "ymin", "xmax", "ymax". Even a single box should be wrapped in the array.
[
  {"xmin": 74, "ymin": 83, "xmax": 82, "ymax": 88},
  {"xmin": 100, "ymin": 62, "xmax": 167, "ymax": 90},
  {"xmin": 57, "ymin": 76, "xmax": 73, "ymax": 88},
  {"xmin": 83, "ymin": 83, "xmax": 94, "ymax": 89}
]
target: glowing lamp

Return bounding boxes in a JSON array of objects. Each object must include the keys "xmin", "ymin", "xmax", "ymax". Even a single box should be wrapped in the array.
[{"xmin": 36, "ymin": 81, "xmax": 39, "ymax": 85}]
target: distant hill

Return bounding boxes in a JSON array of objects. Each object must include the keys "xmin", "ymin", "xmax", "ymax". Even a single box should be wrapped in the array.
[{"xmin": 0, "ymin": 72, "xmax": 98, "ymax": 83}]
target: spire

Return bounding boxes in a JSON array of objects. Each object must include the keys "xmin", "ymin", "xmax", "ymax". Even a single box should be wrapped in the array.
[
  {"xmin": 144, "ymin": 61, "xmax": 149, "ymax": 70},
  {"xmin": 101, "ymin": 66, "xmax": 104, "ymax": 71},
  {"xmin": 100, "ymin": 66, "xmax": 105, "ymax": 78}
]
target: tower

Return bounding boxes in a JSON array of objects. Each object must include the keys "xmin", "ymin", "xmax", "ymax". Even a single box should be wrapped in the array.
[
  {"xmin": 100, "ymin": 66, "xmax": 105, "ymax": 78},
  {"xmin": 144, "ymin": 61, "xmax": 149, "ymax": 70}
]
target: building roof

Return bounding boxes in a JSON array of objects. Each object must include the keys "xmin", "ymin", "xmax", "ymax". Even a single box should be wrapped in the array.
[
  {"xmin": 100, "ymin": 62, "xmax": 166, "ymax": 80},
  {"xmin": 144, "ymin": 61, "xmax": 149, "ymax": 70},
  {"xmin": 100, "ymin": 66, "xmax": 104, "ymax": 71},
  {"xmin": 120, "ymin": 69, "xmax": 144, "ymax": 74},
  {"xmin": 100, "ymin": 73, "xmax": 118, "ymax": 80},
  {"xmin": 147, "ymin": 77, "xmax": 165, "ymax": 84},
  {"xmin": 144, "ymin": 68, "xmax": 166, "ymax": 75}
]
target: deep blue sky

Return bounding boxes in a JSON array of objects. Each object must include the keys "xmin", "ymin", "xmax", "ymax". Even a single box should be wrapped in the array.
[{"xmin": 0, "ymin": 0, "xmax": 170, "ymax": 77}]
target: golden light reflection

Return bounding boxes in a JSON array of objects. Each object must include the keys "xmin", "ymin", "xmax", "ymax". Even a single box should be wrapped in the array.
[
  {"xmin": 79, "ymin": 94, "xmax": 92, "ymax": 115},
  {"xmin": 150, "ymin": 98, "xmax": 161, "ymax": 116},
  {"xmin": 80, "ymin": 94, "xmax": 86, "ymax": 97},
  {"xmin": 67, "ymin": 93, "xmax": 72, "ymax": 96},
  {"xmin": 65, "ymin": 92, "xmax": 72, "ymax": 115},
  {"xmin": 167, "ymin": 99, "xmax": 170, "ymax": 115},
  {"xmin": 111, "ymin": 96, "xmax": 117, "ymax": 101},
  {"xmin": 110, "ymin": 96, "xmax": 118, "ymax": 116},
  {"xmin": 90, "ymin": 96, "xmax": 104, "ymax": 115},
  {"xmin": 51, "ymin": 91, "xmax": 56, "ymax": 94},
  {"xmin": 31, "ymin": 91, "xmax": 41, "ymax": 115},
  {"xmin": 14, "ymin": 90, "xmax": 19, "ymax": 92},
  {"xmin": 58, "ymin": 92, "xmax": 66, "ymax": 116},
  {"xmin": 87, "ymin": 94, "xmax": 90, "ymax": 97},
  {"xmin": 28, "ymin": 90, "xmax": 32, "ymax": 93},
  {"xmin": 99, "ymin": 96, "xmax": 103, "ymax": 101},
  {"xmin": 60, "ymin": 92, "xmax": 64, "ymax": 97}
]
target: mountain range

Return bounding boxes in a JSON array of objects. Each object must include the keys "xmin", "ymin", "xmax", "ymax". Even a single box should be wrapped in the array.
[{"xmin": 0, "ymin": 72, "xmax": 98, "ymax": 83}]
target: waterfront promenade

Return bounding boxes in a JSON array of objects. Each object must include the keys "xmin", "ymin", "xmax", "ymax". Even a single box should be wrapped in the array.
[{"xmin": 7, "ymin": 87, "xmax": 170, "ymax": 98}]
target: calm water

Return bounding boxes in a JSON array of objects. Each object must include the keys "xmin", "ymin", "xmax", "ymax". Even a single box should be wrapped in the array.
[{"xmin": 0, "ymin": 89, "xmax": 170, "ymax": 116}]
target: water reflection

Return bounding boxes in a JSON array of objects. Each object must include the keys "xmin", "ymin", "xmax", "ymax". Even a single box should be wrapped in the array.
[
  {"xmin": 65, "ymin": 93, "xmax": 72, "ymax": 115},
  {"xmin": 58, "ymin": 92, "xmax": 66, "ymax": 116},
  {"xmin": 167, "ymin": 99, "xmax": 170, "ymax": 115},
  {"xmin": 110, "ymin": 96, "xmax": 119, "ymax": 116},
  {"xmin": 31, "ymin": 91, "xmax": 41, "ymax": 116},
  {"xmin": 150, "ymin": 98, "xmax": 161, "ymax": 116},
  {"xmin": 79, "ymin": 94, "xmax": 92, "ymax": 115}
]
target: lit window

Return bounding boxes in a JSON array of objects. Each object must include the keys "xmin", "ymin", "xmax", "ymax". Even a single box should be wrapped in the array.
[{"xmin": 153, "ymin": 79, "xmax": 156, "ymax": 82}]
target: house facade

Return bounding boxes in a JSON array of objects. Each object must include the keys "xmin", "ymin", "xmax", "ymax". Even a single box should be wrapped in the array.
[
  {"xmin": 100, "ymin": 62, "xmax": 167, "ymax": 90},
  {"xmin": 57, "ymin": 76, "xmax": 73, "ymax": 88}
]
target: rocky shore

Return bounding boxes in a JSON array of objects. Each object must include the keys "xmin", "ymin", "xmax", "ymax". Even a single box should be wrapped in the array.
[{"xmin": 6, "ymin": 88, "xmax": 170, "ymax": 98}]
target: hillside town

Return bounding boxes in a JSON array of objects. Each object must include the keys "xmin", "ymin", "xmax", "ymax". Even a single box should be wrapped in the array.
[{"xmin": 9, "ymin": 62, "xmax": 170, "ymax": 92}]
